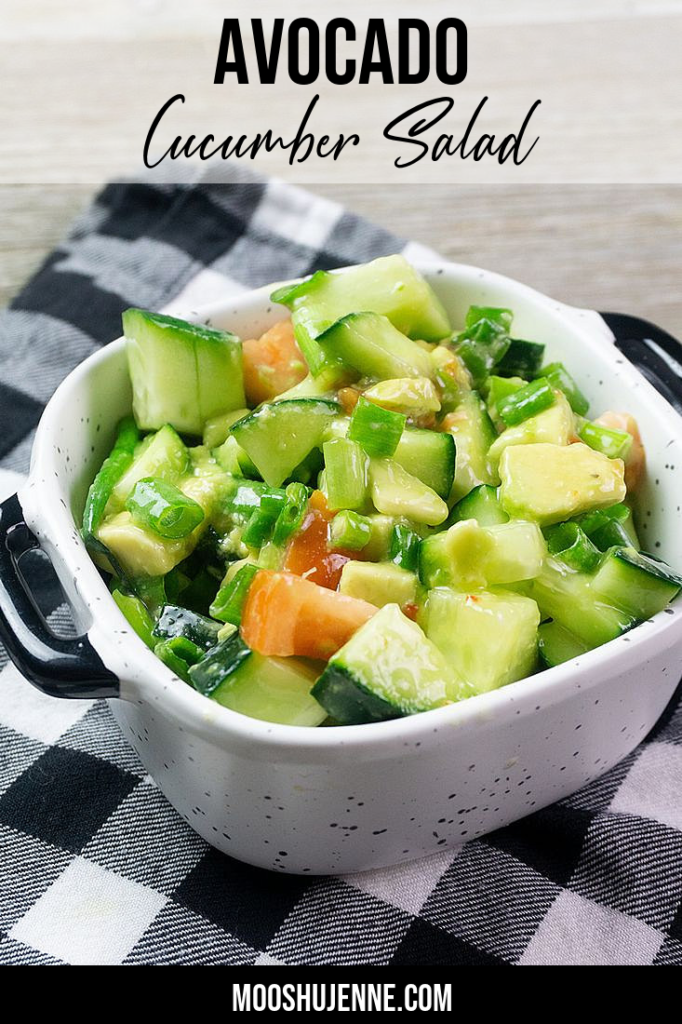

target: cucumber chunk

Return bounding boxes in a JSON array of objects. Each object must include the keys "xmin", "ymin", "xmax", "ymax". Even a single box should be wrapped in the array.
[
  {"xmin": 339, "ymin": 560, "xmax": 418, "ymax": 608},
  {"xmin": 424, "ymin": 589, "xmax": 540, "ymax": 693},
  {"xmin": 441, "ymin": 391, "xmax": 498, "ymax": 503},
  {"xmin": 499, "ymin": 442, "xmax": 626, "ymax": 526},
  {"xmin": 419, "ymin": 519, "xmax": 545, "ymax": 590},
  {"xmin": 370, "ymin": 458, "xmax": 449, "ymax": 526},
  {"xmin": 311, "ymin": 604, "xmax": 463, "ymax": 724},
  {"xmin": 153, "ymin": 604, "xmax": 221, "ymax": 650},
  {"xmin": 272, "ymin": 255, "xmax": 451, "ymax": 376},
  {"xmin": 530, "ymin": 557, "xmax": 634, "ymax": 646},
  {"xmin": 393, "ymin": 429, "xmax": 455, "ymax": 500},
  {"xmin": 538, "ymin": 621, "xmax": 590, "ymax": 668},
  {"xmin": 447, "ymin": 484, "xmax": 509, "ymax": 527},
  {"xmin": 591, "ymin": 547, "xmax": 682, "ymax": 620},
  {"xmin": 124, "ymin": 308, "xmax": 245, "ymax": 436},
  {"xmin": 318, "ymin": 313, "xmax": 434, "ymax": 382},
  {"xmin": 230, "ymin": 399, "xmax": 341, "ymax": 487}
]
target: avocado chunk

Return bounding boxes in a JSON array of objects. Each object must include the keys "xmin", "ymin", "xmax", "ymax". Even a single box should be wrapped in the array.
[
  {"xmin": 488, "ymin": 392, "xmax": 574, "ymax": 471},
  {"xmin": 369, "ymin": 458, "xmax": 448, "ymax": 526},
  {"xmin": 499, "ymin": 442, "xmax": 626, "ymax": 526},
  {"xmin": 339, "ymin": 560, "xmax": 418, "ymax": 608},
  {"xmin": 106, "ymin": 425, "xmax": 189, "ymax": 514},
  {"xmin": 97, "ymin": 511, "xmax": 196, "ymax": 577},
  {"xmin": 363, "ymin": 377, "xmax": 441, "ymax": 416},
  {"xmin": 424, "ymin": 589, "xmax": 541, "ymax": 693}
]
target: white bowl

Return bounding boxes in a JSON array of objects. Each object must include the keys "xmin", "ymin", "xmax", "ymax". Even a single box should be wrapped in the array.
[{"xmin": 2, "ymin": 261, "xmax": 682, "ymax": 875}]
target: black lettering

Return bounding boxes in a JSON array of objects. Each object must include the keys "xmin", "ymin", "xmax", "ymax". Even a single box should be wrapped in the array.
[
  {"xmin": 384, "ymin": 96, "xmax": 454, "ymax": 168},
  {"xmin": 326, "ymin": 18, "xmax": 356, "ymax": 85},
  {"xmin": 289, "ymin": 19, "xmax": 320, "ymax": 85},
  {"xmin": 398, "ymin": 19, "xmax": 429, "ymax": 85},
  {"xmin": 252, "ymin": 18, "xmax": 283, "ymax": 84},
  {"xmin": 143, "ymin": 94, "xmax": 186, "ymax": 168},
  {"xmin": 213, "ymin": 19, "xmax": 249, "ymax": 84},
  {"xmin": 359, "ymin": 18, "xmax": 394, "ymax": 84},
  {"xmin": 436, "ymin": 18, "xmax": 467, "ymax": 85}
]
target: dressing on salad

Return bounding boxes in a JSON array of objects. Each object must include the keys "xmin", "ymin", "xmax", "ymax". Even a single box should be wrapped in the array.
[{"xmin": 82, "ymin": 256, "xmax": 682, "ymax": 726}]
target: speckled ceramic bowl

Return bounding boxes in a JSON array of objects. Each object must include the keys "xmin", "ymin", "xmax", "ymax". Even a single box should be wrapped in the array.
[{"xmin": 2, "ymin": 261, "xmax": 682, "ymax": 875}]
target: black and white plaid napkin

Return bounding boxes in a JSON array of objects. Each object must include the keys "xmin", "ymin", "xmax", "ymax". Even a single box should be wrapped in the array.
[{"xmin": 0, "ymin": 174, "xmax": 681, "ymax": 966}]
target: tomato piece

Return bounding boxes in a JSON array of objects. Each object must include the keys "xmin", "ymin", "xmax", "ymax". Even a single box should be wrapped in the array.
[
  {"xmin": 242, "ymin": 319, "xmax": 307, "ymax": 406},
  {"xmin": 241, "ymin": 571, "xmax": 376, "ymax": 660},
  {"xmin": 283, "ymin": 507, "xmax": 351, "ymax": 590}
]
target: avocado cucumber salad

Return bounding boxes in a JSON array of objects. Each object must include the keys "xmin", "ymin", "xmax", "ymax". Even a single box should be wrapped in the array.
[{"xmin": 83, "ymin": 255, "xmax": 682, "ymax": 727}]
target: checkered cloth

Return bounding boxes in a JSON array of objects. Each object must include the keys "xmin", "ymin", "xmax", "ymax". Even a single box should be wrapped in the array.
[{"xmin": 1, "ymin": 175, "xmax": 682, "ymax": 966}]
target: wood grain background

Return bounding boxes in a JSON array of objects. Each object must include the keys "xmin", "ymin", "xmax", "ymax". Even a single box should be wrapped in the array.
[{"xmin": 1, "ymin": 3, "xmax": 680, "ymax": 336}]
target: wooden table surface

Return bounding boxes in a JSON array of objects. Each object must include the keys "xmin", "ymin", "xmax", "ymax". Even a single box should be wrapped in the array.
[{"xmin": 1, "ymin": 2, "xmax": 681, "ymax": 336}]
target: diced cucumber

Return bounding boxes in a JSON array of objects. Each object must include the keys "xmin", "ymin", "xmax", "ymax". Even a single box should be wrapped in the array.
[
  {"xmin": 499, "ymin": 442, "xmax": 626, "ymax": 526},
  {"xmin": 203, "ymin": 408, "xmax": 250, "ymax": 449},
  {"xmin": 123, "ymin": 308, "xmax": 245, "ymax": 436},
  {"xmin": 363, "ymin": 377, "xmax": 441, "ymax": 416},
  {"xmin": 447, "ymin": 484, "xmax": 509, "ymax": 528},
  {"xmin": 392, "ymin": 429, "xmax": 455, "ymax": 500},
  {"xmin": 419, "ymin": 519, "xmax": 545, "ymax": 590},
  {"xmin": 441, "ymin": 391, "xmax": 498, "ymax": 503},
  {"xmin": 230, "ymin": 399, "xmax": 340, "ymax": 487},
  {"xmin": 369, "ymin": 458, "xmax": 449, "ymax": 527},
  {"xmin": 530, "ymin": 557, "xmax": 634, "ymax": 647},
  {"xmin": 487, "ymin": 392, "xmax": 574, "ymax": 471},
  {"xmin": 591, "ymin": 547, "xmax": 682, "ymax": 620},
  {"xmin": 424, "ymin": 589, "xmax": 540, "ymax": 693},
  {"xmin": 190, "ymin": 634, "xmax": 326, "ymax": 726},
  {"xmin": 153, "ymin": 604, "xmax": 221, "ymax": 650},
  {"xmin": 311, "ymin": 604, "xmax": 463, "ymax": 724},
  {"xmin": 272, "ymin": 256, "xmax": 451, "ymax": 377},
  {"xmin": 317, "ymin": 313, "xmax": 434, "ymax": 382},
  {"xmin": 213, "ymin": 435, "xmax": 258, "ymax": 478},
  {"xmin": 111, "ymin": 590, "xmax": 156, "ymax": 649},
  {"xmin": 538, "ymin": 621, "xmax": 590, "ymax": 668},
  {"xmin": 107, "ymin": 425, "xmax": 189, "ymax": 514},
  {"xmin": 339, "ymin": 561, "xmax": 418, "ymax": 608},
  {"xmin": 495, "ymin": 339, "xmax": 545, "ymax": 379},
  {"xmin": 363, "ymin": 514, "xmax": 402, "ymax": 560}
]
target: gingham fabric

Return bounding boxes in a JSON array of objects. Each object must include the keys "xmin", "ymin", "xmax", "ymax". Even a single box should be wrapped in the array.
[{"xmin": 0, "ymin": 176, "xmax": 681, "ymax": 967}]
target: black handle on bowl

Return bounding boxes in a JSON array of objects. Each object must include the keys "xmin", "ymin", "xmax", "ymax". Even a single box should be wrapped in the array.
[
  {"xmin": 600, "ymin": 312, "xmax": 682, "ymax": 414},
  {"xmin": 0, "ymin": 493, "xmax": 119, "ymax": 699}
]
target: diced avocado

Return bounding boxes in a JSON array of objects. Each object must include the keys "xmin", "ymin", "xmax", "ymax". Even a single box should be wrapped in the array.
[
  {"xmin": 317, "ymin": 313, "xmax": 434, "ymax": 382},
  {"xmin": 106, "ymin": 425, "xmax": 189, "ymax": 514},
  {"xmin": 362, "ymin": 514, "xmax": 401, "ymax": 560},
  {"xmin": 363, "ymin": 377, "xmax": 441, "ymax": 416},
  {"xmin": 447, "ymin": 484, "xmax": 509, "ymax": 527},
  {"xmin": 530, "ymin": 557, "xmax": 634, "ymax": 647},
  {"xmin": 339, "ymin": 560, "xmax": 418, "ymax": 608},
  {"xmin": 370, "ymin": 458, "xmax": 449, "ymax": 527},
  {"xmin": 213, "ymin": 435, "xmax": 259, "ymax": 478},
  {"xmin": 123, "ymin": 308, "xmax": 245, "ymax": 436},
  {"xmin": 441, "ymin": 391, "xmax": 498, "ymax": 503},
  {"xmin": 419, "ymin": 519, "xmax": 545, "ymax": 590},
  {"xmin": 487, "ymin": 392, "xmax": 574, "ymax": 471},
  {"xmin": 230, "ymin": 399, "xmax": 341, "ymax": 488},
  {"xmin": 311, "ymin": 603, "xmax": 466, "ymax": 724},
  {"xmin": 424, "ymin": 589, "xmax": 540, "ymax": 693},
  {"xmin": 591, "ymin": 547, "xmax": 682, "ymax": 621},
  {"xmin": 272, "ymin": 255, "xmax": 452, "ymax": 377},
  {"xmin": 499, "ymin": 442, "xmax": 626, "ymax": 526},
  {"xmin": 97, "ymin": 512, "xmax": 196, "ymax": 577},
  {"xmin": 392, "ymin": 429, "xmax": 455, "ymax": 500},
  {"xmin": 538, "ymin": 621, "xmax": 590, "ymax": 668},
  {"xmin": 203, "ymin": 408, "xmax": 250, "ymax": 449}
]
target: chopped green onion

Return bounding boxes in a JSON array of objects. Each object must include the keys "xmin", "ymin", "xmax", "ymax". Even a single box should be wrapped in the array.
[
  {"xmin": 389, "ymin": 523, "xmax": 422, "ymax": 573},
  {"xmin": 210, "ymin": 563, "xmax": 259, "ymax": 625},
  {"xmin": 540, "ymin": 362, "xmax": 590, "ymax": 416},
  {"xmin": 576, "ymin": 503, "xmax": 630, "ymax": 537},
  {"xmin": 329, "ymin": 510, "xmax": 372, "ymax": 550},
  {"xmin": 226, "ymin": 481, "xmax": 285, "ymax": 517},
  {"xmin": 242, "ymin": 493, "xmax": 286, "ymax": 547},
  {"xmin": 590, "ymin": 519, "xmax": 633, "ymax": 551},
  {"xmin": 498, "ymin": 377, "xmax": 555, "ymax": 427},
  {"xmin": 82, "ymin": 415, "xmax": 140, "ymax": 543},
  {"xmin": 126, "ymin": 477, "xmax": 205, "ymax": 539},
  {"xmin": 272, "ymin": 482, "xmax": 310, "ymax": 546},
  {"xmin": 323, "ymin": 437, "xmax": 369, "ymax": 511},
  {"xmin": 111, "ymin": 589, "xmax": 155, "ymax": 649},
  {"xmin": 578, "ymin": 420, "xmax": 633, "ymax": 460},
  {"xmin": 544, "ymin": 522, "xmax": 601, "ymax": 572},
  {"xmin": 495, "ymin": 339, "xmax": 545, "ymax": 379},
  {"xmin": 347, "ymin": 397, "xmax": 406, "ymax": 459},
  {"xmin": 464, "ymin": 306, "xmax": 513, "ymax": 338},
  {"xmin": 154, "ymin": 637, "xmax": 205, "ymax": 683},
  {"xmin": 454, "ymin": 306, "xmax": 513, "ymax": 386},
  {"xmin": 487, "ymin": 375, "xmax": 525, "ymax": 422}
]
